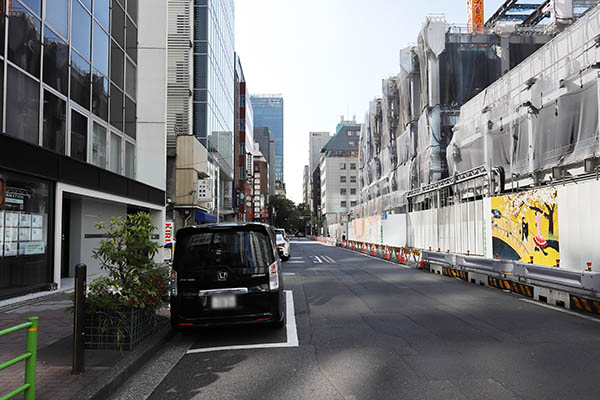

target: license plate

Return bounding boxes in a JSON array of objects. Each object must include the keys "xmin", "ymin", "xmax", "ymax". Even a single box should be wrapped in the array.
[{"xmin": 210, "ymin": 294, "xmax": 236, "ymax": 309}]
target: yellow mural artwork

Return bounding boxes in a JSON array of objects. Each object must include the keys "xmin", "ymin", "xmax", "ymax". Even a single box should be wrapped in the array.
[{"xmin": 491, "ymin": 188, "xmax": 559, "ymax": 266}]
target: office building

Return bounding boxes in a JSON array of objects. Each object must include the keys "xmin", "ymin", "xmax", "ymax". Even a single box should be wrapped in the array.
[
  {"xmin": 252, "ymin": 144, "xmax": 269, "ymax": 222},
  {"xmin": 234, "ymin": 55, "xmax": 253, "ymax": 221},
  {"xmin": 308, "ymin": 131, "xmax": 331, "ymax": 210},
  {"xmin": 0, "ymin": 0, "xmax": 167, "ymax": 299},
  {"xmin": 320, "ymin": 124, "xmax": 361, "ymax": 234},
  {"xmin": 253, "ymin": 127, "xmax": 276, "ymax": 196},
  {"xmin": 251, "ymin": 94, "xmax": 284, "ymax": 190},
  {"xmin": 166, "ymin": 0, "xmax": 235, "ymax": 228},
  {"xmin": 303, "ymin": 165, "xmax": 310, "ymax": 206}
]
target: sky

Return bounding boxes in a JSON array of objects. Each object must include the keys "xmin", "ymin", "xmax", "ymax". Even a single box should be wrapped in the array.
[{"xmin": 235, "ymin": 0, "xmax": 506, "ymax": 204}]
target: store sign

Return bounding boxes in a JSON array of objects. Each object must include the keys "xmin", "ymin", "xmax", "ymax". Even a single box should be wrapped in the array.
[
  {"xmin": 164, "ymin": 221, "xmax": 174, "ymax": 245},
  {"xmin": 196, "ymin": 179, "xmax": 213, "ymax": 203}
]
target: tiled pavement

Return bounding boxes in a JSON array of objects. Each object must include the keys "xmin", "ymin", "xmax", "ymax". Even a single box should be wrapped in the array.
[{"xmin": 0, "ymin": 293, "xmax": 111, "ymax": 400}]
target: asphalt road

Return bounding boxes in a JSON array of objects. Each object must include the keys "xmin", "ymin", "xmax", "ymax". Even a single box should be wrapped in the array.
[{"xmin": 114, "ymin": 239, "xmax": 600, "ymax": 400}]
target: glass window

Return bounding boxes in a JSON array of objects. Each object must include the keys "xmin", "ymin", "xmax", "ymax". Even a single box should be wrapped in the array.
[
  {"xmin": 110, "ymin": 83, "xmax": 123, "ymax": 130},
  {"xmin": 350, "ymin": 188, "xmax": 356, "ymax": 195},
  {"xmin": 8, "ymin": 3, "xmax": 41, "ymax": 77},
  {"xmin": 70, "ymin": 111, "xmax": 87, "ymax": 161},
  {"xmin": 42, "ymin": 91, "xmax": 66, "ymax": 154},
  {"xmin": 111, "ymin": 3, "xmax": 125, "ymax": 49},
  {"xmin": 340, "ymin": 188, "xmax": 346, "ymax": 195},
  {"xmin": 340, "ymin": 163, "xmax": 346, "ymax": 170},
  {"xmin": 126, "ymin": 17, "xmax": 137, "ymax": 63},
  {"xmin": 0, "ymin": 3, "xmax": 6, "ymax": 56},
  {"xmin": 71, "ymin": 0, "xmax": 91, "ymax": 59},
  {"xmin": 351, "ymin": 201, "xmax": 357, "ymax": 207},
  {"xmin": 92, "ymin": 70, "xmax": 109, "ymax": 120},
  {"xmin": 340, "ymin": 201, "xmax": 347, "ymax": 208},
  {"xmin": 350, "ymin": 176, "xmax": 357, "ymax": 183},
  {"xmin": 340, "ymin": 176, "xmax": 346, "ymax": 183},
  {"xmin": 94, "ymin": 0, "xmax": 110, "ymax": 30},
  {"xmin": 79, "ymin": 0, "xmax": 92, "ymax": 11},
  {"xmin": 350, "ymin": 163, "xmax": 356, "ymax": 170},
  {"xmin": 125, "ymin": 59, "xmax": 135, "ymax": 98},
  {"xmin": 18, "ymin": 0, "xmax": 41, "ymax": 16},
  {"xmin": 45, "ymin": 0, "xmax": 68, "ymax": 38},
  {"xmin": 0, "ymin": 170, "xmax": 52, "ymax": 297},
  {"xmin": 6, "ymin": 66, "xmax": 39, "ymax": 145},
  {"xmin": 110, "ymin": 132, "xmax": 122, "ymax": 173},
  {"xmin": 124, "ymin": 96, "xmax": 136, "ymax": 139},
  {"xmin": 92, "ymin": 122, "xmax": 107, "ymax": 168},
  {"xmin": 110, "ymin": 40, "xmax": 124, "ymax": 88},
  {"xmin": 71, "ymin": 51, "xmax": 90, "ymax": 109},
  {"xmin": 92, "ymin": 22, "xmax": 109, "ymax": 76},
  {"xmin": 127, "ymin": 0, "xmax": 138, "ymax": 22},
  {"xmin": 125, "ymin": 141, "xmax": 134, "ymax": 178},
  {"xmin": 43, "ymin": 27, "xmax": 69, "ymax": 95}
]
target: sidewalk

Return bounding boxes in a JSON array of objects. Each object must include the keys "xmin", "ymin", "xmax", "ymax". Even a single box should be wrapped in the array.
[{"xmin": 0, "ymin": 292, "xmax": 170, "ymax": 400}]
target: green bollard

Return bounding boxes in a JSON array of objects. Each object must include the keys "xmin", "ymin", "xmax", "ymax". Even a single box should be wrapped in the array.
[{"xmin": 24, "ymin": 317, "xmax": 38, "ymax": 400}]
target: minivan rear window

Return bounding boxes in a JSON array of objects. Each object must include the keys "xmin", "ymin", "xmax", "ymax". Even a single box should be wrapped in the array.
[{"xmin": 176, "ymin": 229, "xmax": 275, "ymax": 274}]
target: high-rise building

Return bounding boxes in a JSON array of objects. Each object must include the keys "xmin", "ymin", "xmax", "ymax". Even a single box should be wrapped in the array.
[
  {"xmin": 251, "ymin": 95, "xmax": 284, "ymax": 190},
  {"xmin": 0, "ymin": 0, "xmax": 167, "ymax": 299},
  {"xmin": 166, "ymin": 0, "xmax": 235, "ymax": 228},
  {"xmin": 303, "ymin": 165, "xmax": 310, "ymax": 206},
  {"xmin": 253, "ymin": 127, "xmax": 276, "ymax": 196},
  {"xmin": 308, "ymin": 131, "xmax": 331, "ymax": 211}
]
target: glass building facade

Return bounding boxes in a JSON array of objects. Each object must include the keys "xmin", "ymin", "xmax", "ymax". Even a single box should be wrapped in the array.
[
  {"xmin": 251, "ymin": 95, "xmax": 284, "ymax": 186},
  {"xmin": 192, "ymin": 0, "xmax": 235, "ymax": 176},
  {"xmin": 0, "ymin": 0, "xmax": 138, "ymax": 178}
]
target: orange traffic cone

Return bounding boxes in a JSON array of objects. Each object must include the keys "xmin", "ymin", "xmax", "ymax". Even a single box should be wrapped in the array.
[
  {"xmin": 384, "ymin": 247, "xmax": 390, "ymax": 260},
  {"xmin": 371, "ymin": 245, "xmax": 376, "ymax": 256},
  {"xmin": 362, "ymin": 243, "xmax": 366, "ymax": 253}
]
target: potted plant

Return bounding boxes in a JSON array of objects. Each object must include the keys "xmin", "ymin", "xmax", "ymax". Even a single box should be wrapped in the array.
[{"xmin": 83, "ymin": 212, "xmax": 169, "ymax": 351}]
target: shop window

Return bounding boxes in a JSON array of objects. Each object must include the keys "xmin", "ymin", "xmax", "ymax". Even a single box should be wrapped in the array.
[
  {"xmin": 0, "ymin": 170, "xmax": 52, "ymax": 297},
  {"xmin": 71, "ymin": 111, "xmax": 88, "ymax": 162},
  {"xmin": 43, "ymin": 27, "xmax": 69, "ymax": 95},
  {"xmin": 94, "ymin": 0, "xmax": 110, "ymax": 31},
  {"xmin": 6, "ymin": 66, "xmax": 39, "ymax": 145},
  {"xmin": 8, "ymin": 3, "xmax": 41, "ymax": 77},
  {"xmin": 110, "ymin": 132, "xmax": 122, "ymax": 173},
  {"xmin": 92, "ymin": 122, "xmax": 107, "ymax": 168},
  {"xmin": 42, "ymin": 91, "xmax": 66, "ymax": 154},
  {"xmin": 71, "ymin": 52, "xmax": 91, "ymax": 109},
  {"xmin": 46, "ymin": 0, "xmax": 68, "ymax": 38}
]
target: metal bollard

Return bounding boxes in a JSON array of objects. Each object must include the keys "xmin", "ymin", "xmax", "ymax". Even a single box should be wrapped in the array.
[
  {"xmin": 24, "ymin": 316, "xmax": 38, "ymax": 400},
  {"xmin": 72, "ymin": 264, "xmax": 86, "ymax": 374}
]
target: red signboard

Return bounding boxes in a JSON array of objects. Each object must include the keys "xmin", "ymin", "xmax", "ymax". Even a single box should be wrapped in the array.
[{"xmin": 164, "ymin": 221, "xmax": 174, "ymax": 245}]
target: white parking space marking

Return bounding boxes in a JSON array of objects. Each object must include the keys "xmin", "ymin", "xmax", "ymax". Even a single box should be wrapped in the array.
[
  {"xmin": 185, "ymin": 290, "xmax": 299, "ymax": 354},
  {"xmin": 519, "ymin": 298, "xmax": 600, "ymax": 323}
]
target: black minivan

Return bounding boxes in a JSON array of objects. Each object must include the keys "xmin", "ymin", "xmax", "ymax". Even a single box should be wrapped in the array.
[{"xmin": 170, "ymin": 223, "xmax": 285, "ymax": 329}]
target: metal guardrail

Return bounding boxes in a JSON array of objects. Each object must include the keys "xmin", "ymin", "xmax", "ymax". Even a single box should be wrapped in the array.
[
  {"xmin": 458, "ymin": 255, "xmax": 514, "ymax": 275},
  {"xmin": 513, "ymin": 262, "xmax": 600, "ymax": 293},
  {"xmin": 0, "ymin": 316, "xmax": 38, "ymax": 400}
]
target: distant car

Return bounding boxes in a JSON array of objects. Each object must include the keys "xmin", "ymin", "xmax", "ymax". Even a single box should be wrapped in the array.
[
  {"xmin": 275, "ymin": 230, "xmax": 290, "ymax": 261},
  {"xmin": 169, "ymin": 223, "xmax": 285, "ymax": 330},
  {"xmin": 296, "ymin": 231, "xmax": 305, "ymax": 237}
]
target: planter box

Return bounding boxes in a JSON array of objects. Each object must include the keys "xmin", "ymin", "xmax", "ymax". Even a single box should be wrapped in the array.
[{"xmin": 84, "ymin": 307, "xmax": 157, "ymax": 351}]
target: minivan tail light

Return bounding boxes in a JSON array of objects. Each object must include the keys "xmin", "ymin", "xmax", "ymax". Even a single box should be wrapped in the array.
[
  {"xmin": 268, "ymin": 262, "xmax": 279, "ymax": 291},
  {"xmin": 170, "ymin": 269, "xmax": 178, "ymax": 296}
]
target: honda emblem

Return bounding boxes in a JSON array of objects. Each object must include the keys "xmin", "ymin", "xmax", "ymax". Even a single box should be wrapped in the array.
[{"xmin": 217, "ymin": 271, "xmax": 228, "ymax": 281}]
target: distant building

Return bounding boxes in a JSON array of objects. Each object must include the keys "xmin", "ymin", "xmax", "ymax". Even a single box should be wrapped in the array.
[
  {"xmin": 253, "ymin": 127, "xmax": 276, "ymax": 196},
  {"xmin": 252, "ymin": 143, "xmax": 270, "ymax": 222},
  {"xmin": 320, "ymin": 123, "xmax": 361, "ymax": 234},
  {"xmin": 251, "ymin": 95, "xmax": 284, "ymax": 190},
  {"xmin": 308, "ymin": 131, "xmax": 331, "ymax": 210},
  {"xmin": 303, "ymin": 165, "xmax": 310, "ymax": 206},
  {"xmin": 234, "ymin": 55, "xmax": 253, "ymax": 221}
]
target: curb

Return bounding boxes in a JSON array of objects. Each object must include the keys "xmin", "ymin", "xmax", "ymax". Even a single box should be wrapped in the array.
[
  {"xmin": 70, "ymin": 318, "xmax": 176, "ymax": 400},
  {"xmin": 0, "ymin": 289, "xmax": 71, "ymax": 312}
]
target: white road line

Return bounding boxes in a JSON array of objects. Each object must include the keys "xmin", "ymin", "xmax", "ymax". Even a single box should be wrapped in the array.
[
  {"xmin": 519, "ymin": 298, "xmax": 600, "ymax": 323},
  {"xmin": 282, "ymin": 272, "xmax": 296, "ymax": 276},
  {"xmin": 185, "ymin": 290, "xmax": 299, "ymax": 354},
  {"xmin": 290, "ymin": 257, "xmax": 302, "ymax": 260},
  {"xmin": 287, "ymin": 261, "xmax": 304, "ymax": 264},
  {"xmin": 323, "ymin": 256, "xmax": 336, "ymax": 263},
  {"xmin": 314, "ymin": 256, "xmax": 323, "ymax": 263}
]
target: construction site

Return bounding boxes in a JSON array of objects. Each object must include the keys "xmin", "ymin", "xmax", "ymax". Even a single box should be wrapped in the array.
[{"xmin": 327, "ymin": 1, "xmax": 600, "ymax": 287}]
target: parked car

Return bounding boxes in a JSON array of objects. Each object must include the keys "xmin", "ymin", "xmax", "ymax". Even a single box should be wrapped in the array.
[
  {"xmin": 170, "ymin": 223, "xmax": 285, "ymax": 330},
  {"xmin": 275, "ymin": 229, "xmax": 290, "ymax": 260}
]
